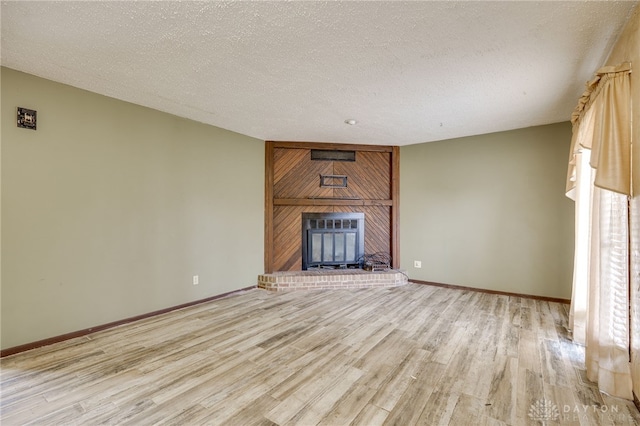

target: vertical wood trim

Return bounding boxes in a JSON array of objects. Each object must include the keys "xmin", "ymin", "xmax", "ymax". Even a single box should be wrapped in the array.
[
  {"xmin": 391, "ymin": 146, "xmax": 400, "ymax": 269},
  {"xmin": 264, "ymin": 141, "xmax": 275, "ymax": 273}
]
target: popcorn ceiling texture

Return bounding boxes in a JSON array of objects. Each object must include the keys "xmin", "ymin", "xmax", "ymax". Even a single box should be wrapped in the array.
[{"xmin": 0, "ymin": 1, "xmax": 636, "ymax": 145}]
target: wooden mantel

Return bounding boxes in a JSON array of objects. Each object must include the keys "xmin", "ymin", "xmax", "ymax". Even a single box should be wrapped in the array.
[{"xmin": 264, "ymin": 141, "xmax": 400, "ymax": 273}]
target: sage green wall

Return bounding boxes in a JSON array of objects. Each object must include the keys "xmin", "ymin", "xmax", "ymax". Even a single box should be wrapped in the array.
[
  {"xmin": 400, "ymin": 123, "xmax": 574, "ymax": 299},
  {"xmin": 1, "ymin": 68, "xmax": 264, "ymax": 350}
]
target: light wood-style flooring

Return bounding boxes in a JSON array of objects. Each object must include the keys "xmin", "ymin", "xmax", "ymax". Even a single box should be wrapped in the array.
[{"xmin": 2, "ymin": 283, "xmax": 639, "ymax": 425}]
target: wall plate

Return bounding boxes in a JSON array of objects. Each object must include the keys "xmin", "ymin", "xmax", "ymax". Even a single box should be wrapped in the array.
[{"xmin": 17, "ymin": 107, "xmax": 37, "ymax": 130}]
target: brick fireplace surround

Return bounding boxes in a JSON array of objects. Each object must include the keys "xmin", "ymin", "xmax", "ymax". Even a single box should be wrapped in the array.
[{"xmin": 258, "ymin": 269, "xmax": 408, "ymax": 291}]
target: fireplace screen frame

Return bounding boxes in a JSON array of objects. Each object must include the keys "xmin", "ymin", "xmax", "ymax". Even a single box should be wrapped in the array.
[{"xmin": 302, "ymin": 212, "xmax": 365, "ymax": 270}]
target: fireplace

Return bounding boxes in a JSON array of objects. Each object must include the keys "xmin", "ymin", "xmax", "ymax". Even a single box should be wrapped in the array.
[{"xmin": 302, "ymin": 212, "xmax": 365, "ymax": 270}]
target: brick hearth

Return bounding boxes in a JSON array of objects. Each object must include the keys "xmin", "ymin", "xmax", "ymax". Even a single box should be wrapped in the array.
[{"xmin": 257, "ymin": 269, "xmax": 408, "ymax": 291}]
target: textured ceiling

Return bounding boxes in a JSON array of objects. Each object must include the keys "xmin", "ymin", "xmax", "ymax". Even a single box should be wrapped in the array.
[{"xmin": 1, "ymin": 1, "xmax": 637, "ymax": 146}]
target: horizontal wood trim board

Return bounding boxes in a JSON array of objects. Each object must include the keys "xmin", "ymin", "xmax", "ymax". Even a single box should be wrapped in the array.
[
  {"xmin": 0, "ymin": 286, "xmax": 257, "ymax": 358},
  {"xmin": 409, "ymin": 279, "xmax": 571, "ymax": 305},
  {"xmin": 274, "ymin": 199, "xmax": 393, "ymax": 206},
  {"xmin": 269, "ymin": 141, "xmax": 394, "ymax": 152}
]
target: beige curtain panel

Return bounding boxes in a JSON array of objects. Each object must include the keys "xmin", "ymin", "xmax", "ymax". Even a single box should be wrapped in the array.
[
  {"xmin": 566, "ymin": 62, "xmax": 634, "ymax": 400},
  {"xmin": 567, "ymin": 62, "xmax": 632, "ymax": 197}
]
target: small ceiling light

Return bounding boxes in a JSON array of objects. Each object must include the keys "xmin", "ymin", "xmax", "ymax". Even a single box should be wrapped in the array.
[{"xmin": 344, "ymin": 119, "xmax": 357, "ymax": 125}]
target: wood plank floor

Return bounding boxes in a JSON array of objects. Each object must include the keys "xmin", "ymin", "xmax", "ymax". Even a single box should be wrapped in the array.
[{"xmin": 2, "ymin": 283, "xmax": 640, "ymax": 425}]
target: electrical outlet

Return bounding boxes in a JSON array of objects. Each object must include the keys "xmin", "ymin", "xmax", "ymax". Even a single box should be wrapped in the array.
[
  {"xmin": 414, "ymin": 261, "xmax": 422, "ymax": 268},
  {"xmin": 193, "ymin": 275, "xmax": 199, "ymax": 285}
]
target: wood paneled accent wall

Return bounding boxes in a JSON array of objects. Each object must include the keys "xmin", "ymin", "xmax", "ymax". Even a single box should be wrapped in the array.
[{"xmin": 265, "ymin": 141, "xmax": 400, "ymax": 273}]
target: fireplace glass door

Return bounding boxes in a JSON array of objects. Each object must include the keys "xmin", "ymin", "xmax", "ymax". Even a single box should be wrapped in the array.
[{"xmin": 302, "ymin": 213, "xmax": 364, "ymax": 270}]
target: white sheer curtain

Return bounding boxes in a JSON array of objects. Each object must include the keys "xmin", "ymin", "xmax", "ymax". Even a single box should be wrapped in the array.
[{"xmin": 566, "ymin": 62, "xmax": 633, "ymax": 399}]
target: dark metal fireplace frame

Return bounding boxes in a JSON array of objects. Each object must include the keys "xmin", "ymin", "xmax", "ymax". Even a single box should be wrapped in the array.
[{"xmin": 302, "ymin": 212, "xmax": 365, "ymax": 270}]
